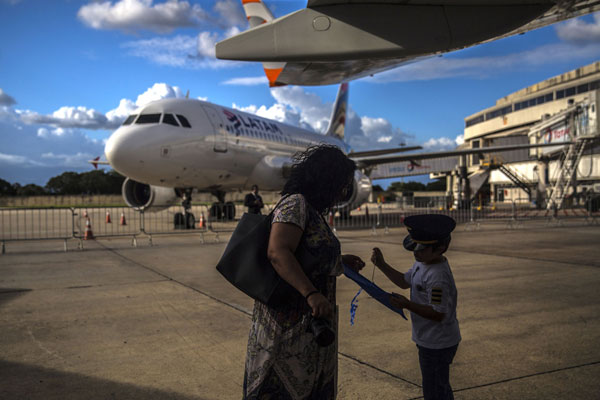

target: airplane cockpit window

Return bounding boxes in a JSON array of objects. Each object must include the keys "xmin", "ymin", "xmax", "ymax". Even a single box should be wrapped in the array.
[
  {"xmin": 122, "ymin": 114, "xmax": 137, "ymax": 125},
  {"xmin": 136, "ymin": 113, "xmax": 161, "ymax": 124},
  {"xmin": 176, "ymin": 114, "xmax": 191, "ymax": 128},
  {"xmin": 162, "ymin": 113, "xmax": 179, "ymax": 127}
]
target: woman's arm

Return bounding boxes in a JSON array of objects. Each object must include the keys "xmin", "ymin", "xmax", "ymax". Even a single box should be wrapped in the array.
[{"xmin": 267, "ymin": 222, "xmax": 332, "ymax": 317}]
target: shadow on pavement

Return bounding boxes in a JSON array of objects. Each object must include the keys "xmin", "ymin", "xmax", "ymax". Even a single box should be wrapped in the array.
[{"xmin": 0, "ymin": 360, "xmax": 208, "ymax": 400}]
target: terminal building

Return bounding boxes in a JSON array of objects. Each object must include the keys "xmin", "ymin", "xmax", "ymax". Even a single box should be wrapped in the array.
[{"xmin": 455, "ymin": 61, "xmax": 600, "ymax": 207}]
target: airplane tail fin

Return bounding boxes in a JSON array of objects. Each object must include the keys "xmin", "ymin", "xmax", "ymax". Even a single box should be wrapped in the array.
[
  {"xmin": 240, "ymin": 0, "xmax": 286, "ymax": 87},
  {"xmin": 325, "ymin": 83, "xmax": 349, "ymax": 140}
]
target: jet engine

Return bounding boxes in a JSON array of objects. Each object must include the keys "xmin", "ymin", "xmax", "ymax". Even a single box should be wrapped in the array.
[
  {"xmin": 122, "ymin": 178, "xmax": 179, "ymax": 211},
  {"xmin": 336, "ymin": 170, "xmax": 372, "ymax": 211}
]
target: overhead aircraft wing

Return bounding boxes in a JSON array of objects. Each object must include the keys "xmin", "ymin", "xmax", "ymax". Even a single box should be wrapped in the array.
[
  {"xmin": 353, "ymin": 142, "xmax": 573, "ymax": 168},
  {"xmin": 217, "ymin": 0, "xmax": 600, "ymax": 86}
]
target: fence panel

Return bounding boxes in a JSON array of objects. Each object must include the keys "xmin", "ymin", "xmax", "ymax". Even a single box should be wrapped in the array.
[
  {"xmin": 0, "ymin": 208, "xmax": 74, "ymax": 241},
  {"xmin": 72, "ymin": 207, "xmax": 141, "ymax": 238}
]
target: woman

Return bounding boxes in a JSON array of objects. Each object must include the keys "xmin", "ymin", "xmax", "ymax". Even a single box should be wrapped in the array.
[{"xmin": 243, "ymin": 144, "xmax": 365, "ymax": 400}]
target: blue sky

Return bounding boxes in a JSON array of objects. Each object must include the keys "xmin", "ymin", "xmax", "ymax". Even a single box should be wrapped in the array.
[{"xmin": 1, "ymin": 0, "xmax": 599, "ymax": 188}]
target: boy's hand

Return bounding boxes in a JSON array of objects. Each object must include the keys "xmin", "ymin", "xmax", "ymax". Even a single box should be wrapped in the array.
[
  {"xmin": 390, "ymin": 293, "xmax": 410, "ymax": 309},
  {"xmin": 371, "ymin": 247, "xmax": 385, "ymax": 267},
  {"xmin": 342, "ymin": 254, "xmax": 365, "ymax": 272}
]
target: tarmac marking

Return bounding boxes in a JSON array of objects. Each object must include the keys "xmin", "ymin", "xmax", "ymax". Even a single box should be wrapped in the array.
[
  {"xmin": 95, "ymin": 241, "xmax": 253, "ymax": 317},
  {"xmin": 405, "ymin": 360, "xmax": 600, "ymax": 399},
  {"xmin": 338, "ymin": 351, "xmax": 421, "ymax": 388}
]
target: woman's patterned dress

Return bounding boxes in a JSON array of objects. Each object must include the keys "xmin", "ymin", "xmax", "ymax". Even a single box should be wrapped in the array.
[{"xmin": 243, "ymin": 194, "xmax": 342, "ymax": 400}]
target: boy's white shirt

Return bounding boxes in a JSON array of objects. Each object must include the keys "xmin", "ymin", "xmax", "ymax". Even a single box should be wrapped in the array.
[{"xmin": 404, "ymin": 258, "xmax": 461, "ymax": 349}]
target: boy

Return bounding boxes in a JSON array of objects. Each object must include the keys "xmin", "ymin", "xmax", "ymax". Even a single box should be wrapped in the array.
[{"xmin": 371, "ymin": 214, "xmax": 460, "ymax": 400}]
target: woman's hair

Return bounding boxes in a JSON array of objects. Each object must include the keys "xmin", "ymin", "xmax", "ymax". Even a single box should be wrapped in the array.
[{"xmin": 282, "ymin": 144, "xmax": 356, "ymax": 214}]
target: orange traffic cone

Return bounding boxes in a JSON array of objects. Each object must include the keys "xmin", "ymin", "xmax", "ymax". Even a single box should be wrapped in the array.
[
  {"xmin": 106, "ymin": 211, "xmax": 112, "ymax": 223},
  {"xmin": 198, "ymin": 212, "xmax": 205, "ymax": 229},
  {"xmin": 120, "ymin": 212, "xmax": 127, "ymax": 226},
  {"xmin": 84, "ymin": 218, "xmax": 95, "ymax": 240}
]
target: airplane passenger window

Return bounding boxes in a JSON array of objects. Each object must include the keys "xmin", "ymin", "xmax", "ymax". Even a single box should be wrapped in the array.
[
  {"xmin": 122, "ymin": 114, "xmax": 137, "ymax": 125},
  {"xmin": 136, "ymin": 113, "xmax": 161, "ymax": 124},
  {"xmin": 162, "ymin": 113, "xmax": 179, "ymax": 127},
  {"xmin": 176, "ymin": 114, "xmax": 192, "ymax": 128}
]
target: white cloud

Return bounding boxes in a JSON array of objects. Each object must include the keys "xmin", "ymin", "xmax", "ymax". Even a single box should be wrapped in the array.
[
  {"xmin": 0, "ymin": 89, "xmax": 16, "ymax": 106},
  {"xmin": 134, "ymin": 82, "xmax": 184, "ymax": 106},
  {"xmin": 556, "ymin": 12, "xmax": 600, "ymax": 44},
  {"xmin": 41, "ymin": 152, "xmax": 95, "ymax": 168},
  {"xmin": 10, "ymin": 83, "xmax": 185, "ymax": 133},
  {"xmin": 236, "ymin": 86, "xmax": 418, "ymax": 151},
  {"xmin": 122, "ymin": 33, "xmax": 239, "ymax": 69},
  {"xmin": 20, "ymin": 106, "xmax": 111, "ymax": 130},
  {"xmin": 77, "ymin": 0, "xmax": 209, "ymax": 34},
  {"xmin": 0, "ymin": 152, "xmax": 43, "ymax": 166},
  {"xmin": 422, "ymin": 137, "xmax": 457, "ymax": 151},
  {"xmin": 213, "ymin": 0, "xmax": 246, "ymax": 28},
  {"xmin": 222, "ymin": 76, "xmax": 269, "ymax": 86},
  {"xmin": 455, "ymin": 135, "xmax": 464, "ymax": 146}
]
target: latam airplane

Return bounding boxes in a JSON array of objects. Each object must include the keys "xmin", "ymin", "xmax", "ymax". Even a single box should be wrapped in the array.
[
  {"xmin": 217, "ymin": 0, "xmax": 600, "ymax": 86},
  {"xmin": 101, "ymin": 82, "xmax": 568, "ymax": 226},
  {"xmin": 103, "ymin": 83, "xmax": 424, "ymax": 225}
]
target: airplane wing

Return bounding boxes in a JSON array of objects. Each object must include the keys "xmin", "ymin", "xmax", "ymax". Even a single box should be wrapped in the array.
[
  {"xmin": 217, "ymin": 0, "xmax": 600, "ymax": 86},
  {"xmin": 353, "ymin": 142, "xmax": 573, "ymax": 168}
]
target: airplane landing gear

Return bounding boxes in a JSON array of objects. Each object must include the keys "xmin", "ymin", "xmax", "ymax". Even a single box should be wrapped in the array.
[
  {"xmin": 209, "ymin": 190, "xmax": 236, "ymax": 221},
  {"xmin": 174, "ymin": 189, "xmax": 196, "ymax": 229}
]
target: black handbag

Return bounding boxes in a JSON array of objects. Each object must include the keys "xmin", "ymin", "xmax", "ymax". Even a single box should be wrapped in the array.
[{"xmin": 215, "ymin": 198, "xmax": 320, "ymax": 306}]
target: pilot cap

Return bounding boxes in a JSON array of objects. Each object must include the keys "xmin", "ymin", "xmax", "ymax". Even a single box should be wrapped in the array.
[{"xmin": 403, "ymin": 214, "xmax": 456, "ymax": 251}]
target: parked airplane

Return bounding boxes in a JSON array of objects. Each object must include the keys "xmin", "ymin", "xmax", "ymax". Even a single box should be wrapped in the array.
[
  {"xmin": 216, "ymin": 0, "xmax": 600, "ymax": 86},
  {"xmin": 102, "ymin": 83, "xmax": 420, "ymax": 225},
  {"xmin": 100, "ymin": 83, "xmax": 565, "ymax": 227}
]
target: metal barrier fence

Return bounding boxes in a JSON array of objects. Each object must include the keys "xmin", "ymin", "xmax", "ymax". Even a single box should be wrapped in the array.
[{"xmin": 1, "ymin": 199, "xmax": 598, "ymax": 253}]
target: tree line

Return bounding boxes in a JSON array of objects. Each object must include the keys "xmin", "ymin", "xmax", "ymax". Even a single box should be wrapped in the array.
[
  {"xmin": 1, "ymin": 169, "xmax": 444, "ymax": 197},
  {"xmin": 0, "ymin": 170, "xmax": 125, "ymax": 196}
]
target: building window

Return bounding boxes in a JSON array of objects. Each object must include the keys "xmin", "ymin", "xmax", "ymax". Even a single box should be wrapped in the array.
[
  {"xmin": 471, "ymin": 140, "xmax": 480, "ymax": 166},
  {"xmin": 466, "ymin": 114, "xmax": 484, "ymax": 127},
  {"xmin": 577, "ymin": 83, "xmax": 589, "ymax": 94},
  {"xmin": 565, "ymin": 87, "xmax": 576, "ymax": 97},
  {"xmin": 556, "ymin": 89, "xmax": 565, "ymax": 99}
]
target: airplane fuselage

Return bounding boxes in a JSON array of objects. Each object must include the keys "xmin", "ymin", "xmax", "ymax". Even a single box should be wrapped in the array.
[{"xmin": 105, "ymin": 98, "xmax": 348, "ymax": 192}]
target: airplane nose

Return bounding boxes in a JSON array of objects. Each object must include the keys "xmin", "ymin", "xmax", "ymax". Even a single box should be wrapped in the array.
[{"xmin": 105, "ymin": 127, "xmax": 138, "ymax": 176}]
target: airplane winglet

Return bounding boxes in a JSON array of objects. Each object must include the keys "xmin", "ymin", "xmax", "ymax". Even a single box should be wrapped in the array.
[{"xmin": 239, "ymin": 0, "xmax": 287, "ymax": 88}]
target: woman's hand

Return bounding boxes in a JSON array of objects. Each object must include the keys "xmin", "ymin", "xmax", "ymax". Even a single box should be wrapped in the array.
[
  {"xmin": 307, "ymin": 292, "xmax": 332, "ymax": 318},
  {"xmin": 390, "ymin": 293, "xmax": 410, "ymax": 309},
  {"xmin": 371, "ymin": 247, "xmax": 385, "ymax": 268},
  {"xmin": 342, "ymin": 254, "xmax": 365, "ymax": 272}
]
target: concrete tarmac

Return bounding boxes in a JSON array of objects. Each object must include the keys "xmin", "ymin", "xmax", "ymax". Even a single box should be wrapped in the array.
[{"xmin": 1, "ymin": 222, "xmax": 599, "ymax": 399}]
